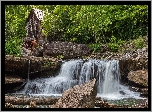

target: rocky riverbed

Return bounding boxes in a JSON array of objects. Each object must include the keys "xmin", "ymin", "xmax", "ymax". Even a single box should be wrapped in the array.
[{"xmin": 5, "ymin": 95, "xmax": 148, "ymax": 108}]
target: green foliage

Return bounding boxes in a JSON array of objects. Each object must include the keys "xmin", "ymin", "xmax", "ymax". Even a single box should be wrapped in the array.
[
  {"xmin": 108, "ymin": 36, "xmax": 124, "ymax": 52},
  {"xmin": 5, "ymin": 5, "xmax": 28, "ymax": 56},
  {"xmin": 47, "ymin": 5, "xmax": 148, "ymax": 44},
  {"xmin": 44, "ymin": 61, "xmax": 52, "ymax": 68},
  {"xmin": 57, "ymin": 55, "xmax": 64, "ymax": 59},
  {"xmin": 5, "ymin": 37, "xmax": 22, "ymax": 56},
  {"xmin": 5, "ymin": 5, "xmax": 148, "ymax": 55},
  {"xmin": 146, "ymin": 45, "xmax": 148, "ymax": 50},
  {"xmin": 106, "ymin": 5, "xmax": 148, "ymax": 41},
  {"xmin": 132, "ymin": 36, "xmax": 144, "ymax": 49},
  {"xmin": 88, "ymin": 43, "xmax": 101, "ymax": 52},
  {"xmin": 47, "ymin": 5, "xmax": 82, "ymax": 42},
  {"xmin": 82, "ymin": 55, "xmax": 87, "ymax": 59}
]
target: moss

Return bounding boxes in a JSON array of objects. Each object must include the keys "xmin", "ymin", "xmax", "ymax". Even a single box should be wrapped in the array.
[
  {"xmin": 146, "ymin": 45, "xmax": 148, "ymax": 50},
  {"xmin": 82, "ymin": 56, "xmax": 87, "ymax": 59},
  {"xmin": 43, "ymin": 61, "xmax": 52, "ymax": 68},
  {"xmin": 57, "ymin": 55, "xmax": 64, "ymax": 59}
]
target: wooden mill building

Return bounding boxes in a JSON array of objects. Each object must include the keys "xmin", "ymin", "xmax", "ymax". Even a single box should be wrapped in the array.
[{"xmin": 22, "ymin": 8, "xmax": 45, "ymax": 56}]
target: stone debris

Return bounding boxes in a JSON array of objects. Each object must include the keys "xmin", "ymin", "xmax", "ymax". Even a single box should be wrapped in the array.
[{"xmin": 5, "ymin": 103, "xmax": 15, "ymax": 108}]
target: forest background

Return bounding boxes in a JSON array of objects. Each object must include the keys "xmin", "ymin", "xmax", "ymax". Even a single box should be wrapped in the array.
[{"xmin": 5, "ymin": 5, "xmax": 148, "ymax": 56}]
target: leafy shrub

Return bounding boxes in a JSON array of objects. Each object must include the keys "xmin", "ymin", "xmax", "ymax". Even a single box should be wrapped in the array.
[
  {"xmin": 108, "ymin": 36, "xmax": 124, "ymax": 52},
  {"xmin": 132, "ymin": 36, "xmax": 144, "ymax": 49},
  {"xmin": 5, "ymin": 37, "xmax": 22, "ymax": 56},
  {"xmin": 88, "ymin": 43, "xmax": 101, "ymax": 52},
  {"xmin": 146, "ymin": 45, "xmax": 148, "ymax": 50}
]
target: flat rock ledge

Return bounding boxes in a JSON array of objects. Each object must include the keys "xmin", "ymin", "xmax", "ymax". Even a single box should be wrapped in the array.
[
  {"xmin": 5, "ymin": 76, "xmax": 25, "ymax": 84},
  {"xmin": 50, "ymin": 78, "xmax": 97, "ymax": 108}
]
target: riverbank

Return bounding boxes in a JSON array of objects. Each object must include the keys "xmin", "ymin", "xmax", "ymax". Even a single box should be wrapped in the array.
[{"xmin": 5, "ymin": 94, "xmax": 148, "ymax": 108}]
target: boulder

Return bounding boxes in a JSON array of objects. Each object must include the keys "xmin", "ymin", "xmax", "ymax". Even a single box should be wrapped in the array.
[
  {"xmin": 50, "ymin": 78, "xmax": 97, "ymax": 108},
  {"xmin": 127, "ymin": 70, "xmax": 148, "ymax": 87}
]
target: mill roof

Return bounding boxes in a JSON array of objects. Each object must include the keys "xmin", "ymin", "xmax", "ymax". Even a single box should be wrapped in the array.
[{"xmin": 26, "ymin": 8, "xmax": 44, "ymax": 23}]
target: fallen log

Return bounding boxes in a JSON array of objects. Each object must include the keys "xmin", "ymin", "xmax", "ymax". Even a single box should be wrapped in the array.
[{"xmin": 5, "ymin": 96, "xmax": 59, "ymax": 105}]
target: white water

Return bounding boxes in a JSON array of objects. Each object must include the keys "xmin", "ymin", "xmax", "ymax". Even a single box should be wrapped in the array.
[
  {"xmin": 18, "ymin": 59, "xmax": 144, "ymax": 100},
  {"xmin": 27, "ymin": 60, "xmax": 30, "ymax": 82}
]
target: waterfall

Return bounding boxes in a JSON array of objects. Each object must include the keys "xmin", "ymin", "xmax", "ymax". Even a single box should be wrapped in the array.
[
  {"xmin": 102, "ymin": 60, "xmax": 120, "ymax": 94},
  {"xmin": 27, "ymin": 60, "xmax": 30, "ymax": 82},
  {"xmin": 18, "ymin": 59, "xmax": 142, "ymax": 100}
]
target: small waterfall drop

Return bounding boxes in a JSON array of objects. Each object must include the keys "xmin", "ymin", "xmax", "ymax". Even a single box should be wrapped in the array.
[
  {"xmin": 18, "ymin": 59, "xmax": 143, "ymax": 100},
  {"xmin": 19, "ymin": 60, "xmax": 31, "ymax": 94},
  {"xmin": 27, "ymin": 60, "xmax": 30, "ymax": 82}
]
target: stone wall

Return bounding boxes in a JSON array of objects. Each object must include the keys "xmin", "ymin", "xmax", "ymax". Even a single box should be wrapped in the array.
[
  {"xmin": 43, "ymin": 41, "xmax": 93, "ymax": 59},
  {"xmin": 51, "ymin": 78, "xmax": 97, "ymax": 108}
]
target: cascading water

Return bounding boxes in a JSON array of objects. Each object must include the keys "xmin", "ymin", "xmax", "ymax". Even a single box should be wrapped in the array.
[
  {"xmin": 102, "ymin": 61, "xmax": 120, "ymax": 94},
  {"xmin": 18, "ymin": 59, "xmax": 143, "ymax": 100},
  {"xmin": 27, "ymin": 60, "xmax": 30, "ymax": 82}
]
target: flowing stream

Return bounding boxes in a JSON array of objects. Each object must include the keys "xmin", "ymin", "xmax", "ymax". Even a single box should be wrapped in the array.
[{"xmin": 18, "ymin": 59, "xmax": 144, "ymax": 100}]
